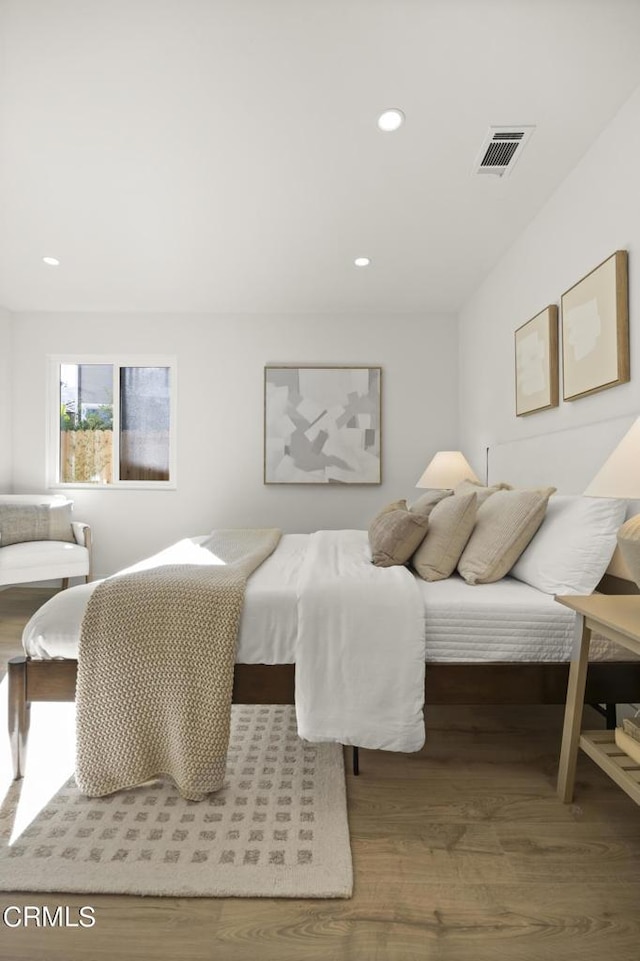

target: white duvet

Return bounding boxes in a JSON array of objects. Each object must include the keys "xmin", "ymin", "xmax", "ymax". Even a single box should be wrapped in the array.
[
  {"xmin": 295, "ymin": 530, "xmax": 425, "ymax": 752},
  {"xmin": 23, "ymin": 534, "xmax": 306, "ymax": 664}
]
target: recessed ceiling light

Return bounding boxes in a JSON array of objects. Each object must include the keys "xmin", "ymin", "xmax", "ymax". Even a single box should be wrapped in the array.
[
  {"xmin": 354, "ymin": 257, "xmax": 371, "ymax": 267},
  {"xmin": 377, "ymin": 108, "xmax": 405, "ymax": 132},
  {"xmin": 42, "ymin": 256, "xmax": 60, "ymax": 266}
]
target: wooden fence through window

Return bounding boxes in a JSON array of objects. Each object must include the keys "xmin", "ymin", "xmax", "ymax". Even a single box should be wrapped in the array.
[
  {"xmin": 60, "ymin": 430, "xmax": 113, "ymax": 484},
  {"xmin": 60, "ymin": 430, "xmax": 170, "ymax": 483}
]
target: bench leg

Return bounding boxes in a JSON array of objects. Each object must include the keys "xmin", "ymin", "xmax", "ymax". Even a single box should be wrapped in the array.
[
  {"xmin": 8, "ymin": 656, "xmax": 30, "ymax": 780},
  {"xmin": 61, "ymin": 578, "xmax": 70, "ymax": 590}
]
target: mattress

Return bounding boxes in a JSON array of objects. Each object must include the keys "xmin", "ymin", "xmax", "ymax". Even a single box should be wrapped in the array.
[
  {"xmin": 420, "ymin": 575, "xmax": 587, "ymax": 661},
  {"xmin": 21, "ymin": 532, "xmax": 630, "ymax": 663},
  {"xmin": 420, "ymin": 577, "xmax": 631, "ymax": 662}
]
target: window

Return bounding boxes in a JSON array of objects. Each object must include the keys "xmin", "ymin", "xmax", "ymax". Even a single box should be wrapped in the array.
[{"xmin": 50, "ymin": 356, "xmax": 177, "ymax": 488}]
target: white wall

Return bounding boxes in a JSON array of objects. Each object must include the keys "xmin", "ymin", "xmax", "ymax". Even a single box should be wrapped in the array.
[
  {"xmin": 0, "ymin": 308, "xmax": 13, "ymax": 490},
  {"xmin": 11, "ymin": 312, "xmax": 458, "ymax": 576},
  {"xmin": 458, "ymin": 84, "xmax": 640, "ymax": 479}
]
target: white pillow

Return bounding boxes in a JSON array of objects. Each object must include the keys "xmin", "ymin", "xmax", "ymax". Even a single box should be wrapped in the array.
[{"xmin": 510, "ymin": 495, "xmax": 627, "ymax": 595}]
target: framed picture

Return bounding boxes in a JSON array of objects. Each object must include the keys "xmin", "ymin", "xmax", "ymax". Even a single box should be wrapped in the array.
[
  {"xmin": 515, "ymin": 305, "xmax": 559, "ymax": 416},
  {"xmin": 561, "ymin": 250, "xmax": 629, "ymax": 401},
  {"xmin": 264, "ymin": 366, "xmax": 382, "ymax": 484}
]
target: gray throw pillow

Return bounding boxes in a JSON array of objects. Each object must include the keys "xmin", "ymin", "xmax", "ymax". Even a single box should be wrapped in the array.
[
  {"xmin": 0, "ymin": 501, "xmax": 75, "ymax": 547},
  {"xmin": 369, "ymin": 505, "xmax": 430, "ymax": 568}
]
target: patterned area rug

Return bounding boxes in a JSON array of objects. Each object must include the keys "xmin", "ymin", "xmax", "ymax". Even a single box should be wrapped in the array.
[{"xmin": 0, "ymin": 705, "xmax": 353, "ymax": 898}]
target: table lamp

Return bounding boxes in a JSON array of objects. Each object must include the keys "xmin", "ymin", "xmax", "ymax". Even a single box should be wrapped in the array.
[
  {"xmin": 584, "ymin": 416, "xmax": 640, "ymax": 589},
  {"xmin": 416, "ymin": 451, "xmax": 479, "ymax": 490}
]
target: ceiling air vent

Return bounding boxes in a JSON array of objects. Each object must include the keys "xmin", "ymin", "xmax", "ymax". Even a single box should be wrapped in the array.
[{"xmin": 473, "ymin": 125, "xmax": 535, "ymax": 177}]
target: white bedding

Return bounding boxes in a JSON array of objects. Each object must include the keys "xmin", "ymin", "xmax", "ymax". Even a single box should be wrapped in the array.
[
  {"xmin": 418, "ymin": 575, "xmax": 578, "ymax": 662},
  {"xmin": 23, "ymin": 534, "xmax": 305, "ymax": 663},
  {"xmin": 295, "ymin": 530, "xmax": 425, "ymax": 752},
  {"xmin": 22, "ymin": 532, "xmax": 630, "ymax": 664}
]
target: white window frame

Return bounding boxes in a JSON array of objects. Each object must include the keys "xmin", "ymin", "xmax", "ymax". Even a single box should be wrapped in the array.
[{"xmin": 48, "ymin": 354, "xmax": 178, "ymax": 490}]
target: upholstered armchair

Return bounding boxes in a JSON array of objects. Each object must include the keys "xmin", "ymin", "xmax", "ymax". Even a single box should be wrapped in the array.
[{"xmin": 0, "ymin": 495, "xmax": 92, "ymax": 589}]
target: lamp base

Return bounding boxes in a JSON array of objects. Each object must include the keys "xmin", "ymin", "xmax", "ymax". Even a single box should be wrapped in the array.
[{"xmin": 617, "ymin": 514, "xmax": 640, "ymax": 590}]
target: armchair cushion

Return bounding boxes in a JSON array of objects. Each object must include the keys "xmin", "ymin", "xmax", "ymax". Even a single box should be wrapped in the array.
[{"xmin": 0, "ymin": 540, "xmax": 90, "ymax": 585}]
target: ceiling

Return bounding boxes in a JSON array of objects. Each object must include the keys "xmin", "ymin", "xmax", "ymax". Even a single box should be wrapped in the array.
[{"xmin": 1, "ymin": 0, "xmax": 640, "ymax": 315}]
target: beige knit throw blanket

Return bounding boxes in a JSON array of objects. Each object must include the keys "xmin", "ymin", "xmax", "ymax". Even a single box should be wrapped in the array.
[{"xmin": 76, "ymin": 529, "xmax": 281, "ymax": 801}]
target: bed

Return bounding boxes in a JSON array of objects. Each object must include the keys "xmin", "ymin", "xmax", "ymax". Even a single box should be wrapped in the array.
[
  {"xmin": 9, "ymin": 531, "xmax": 640, "ymax": 781},
  {"xmin": 10, "ymin": 419, "xmax": 640, "ymax": 781}
]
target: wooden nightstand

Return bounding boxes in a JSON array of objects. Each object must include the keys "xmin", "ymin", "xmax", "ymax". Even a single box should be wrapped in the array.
[{"xmin": 556, "ymin": 594, "xmax": 640, "ymax": 804}]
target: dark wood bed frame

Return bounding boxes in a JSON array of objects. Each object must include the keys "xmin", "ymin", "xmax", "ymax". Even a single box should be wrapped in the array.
[{"xmin": 8, "ymin": 573, "xmax": 640, "ymax": 780}]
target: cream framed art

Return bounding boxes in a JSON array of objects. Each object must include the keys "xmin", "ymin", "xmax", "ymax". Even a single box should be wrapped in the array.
[
  {"xmin": 264, "ymin": 365, "xmax": 382, "ymax": 484},
  {"xmin": 515, "ymin": 305, "xmax": 559, "ymax": 416},
  {"xmin": 561, "ymin": 250, "xmax": 629, "ymax": 401}
]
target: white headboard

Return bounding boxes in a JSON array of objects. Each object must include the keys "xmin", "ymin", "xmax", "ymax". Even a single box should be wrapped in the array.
[
  {"xmin": 487, "ymin": 414, "xmax": 637, "ymax": 493},
  {"xmin": 487, "ymin": 413, "xmax": 639, "ymax": 581}
]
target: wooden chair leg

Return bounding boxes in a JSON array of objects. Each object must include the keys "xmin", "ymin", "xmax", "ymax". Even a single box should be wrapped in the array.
[
  {"xmin": 61, "ymin": 578, "xmax": 70, "ymax": 590},
  {"xmin": 8, "ymin": 656, "xmax": 30, "ymax": 780}
]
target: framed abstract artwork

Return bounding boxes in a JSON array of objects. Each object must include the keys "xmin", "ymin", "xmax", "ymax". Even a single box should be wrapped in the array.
[
  {"xmin": 561, "ymin": 250, "xmax": 629, "ymax": 401},
  {"xmin": 264, "ymin": 366, "xmax": 382, "ymax": 484},
  {"xmin": 515, "ymin": 305, "xmax": 559, "ymax": 416}
]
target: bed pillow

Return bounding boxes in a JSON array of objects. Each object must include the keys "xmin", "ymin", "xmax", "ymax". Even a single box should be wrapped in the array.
[
  {"xmin": 0, "ymin": 500, "xmax": 75, "ymax": 547},
  {"xmin": 458, "ymin": 487, "xmax": 555, "ymax": 585},
  {"xmin": 368, "ymin": 505, "xmax": 430, "ymax": 568},
  {"xmin": 455, "ymin": 479, "xmax": 512, "ymax": 505},
  {"xmin": 409, "ymin": 489, "xmax": 452, "ymax": 516},
  {"xmin": 510, "ymin": 494, "xmax": 627, "ymax": 595},
  {"xmin": 412, "ymin": 492, "xmax": 478, "ymax": 581}
]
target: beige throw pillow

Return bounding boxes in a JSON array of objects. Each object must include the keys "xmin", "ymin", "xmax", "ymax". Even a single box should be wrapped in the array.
[
  {"xmin": 412, "ymin": 492, "xmax": 478, "ymax": 581},
  {"xmin": 409, "ymin": 489, "xmax": 452, "ymax": 517},
  {"xmin": 455, "ymin": 479, "xmax": 512, "ymax": 506},
  {"xmin": 369, "ymin": 506, "xmax": 430, "ymax": 568},
  {"xmin": 457, "ymin": 487, "xmax": 556, "ymax": 584}
]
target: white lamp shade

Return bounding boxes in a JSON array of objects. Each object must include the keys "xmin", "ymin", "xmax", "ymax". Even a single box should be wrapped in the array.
[
  {"xmin": 416, "ymin": 451, "xmax": 479, "ymax": 489},
  {"xmin": 584, "ymin": 416, "xmax": 640, "ymax": 589},
  {"xmin": 584, "ymin": 417, "xmax": 640, "ymax": 498}
]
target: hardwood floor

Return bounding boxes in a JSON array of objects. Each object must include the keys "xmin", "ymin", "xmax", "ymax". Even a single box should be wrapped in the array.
[{"xmin": 1, "ymin": 587, "xmax": 640, "ymax": 961}]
